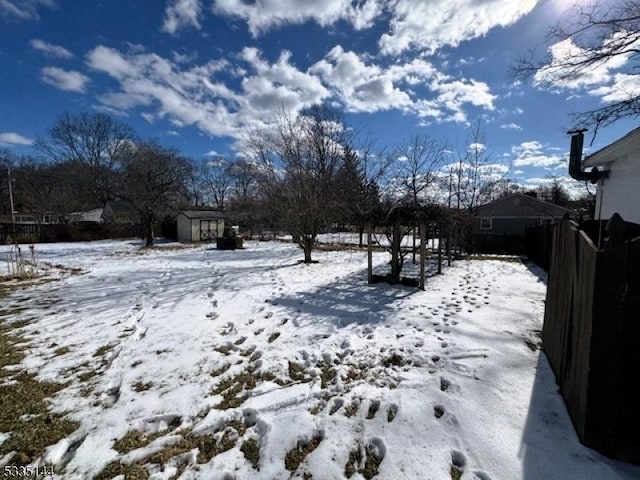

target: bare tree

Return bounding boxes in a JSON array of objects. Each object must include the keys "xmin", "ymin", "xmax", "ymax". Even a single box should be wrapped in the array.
[
  {"xmin": 451, "ymin": 122, "xmax": 503, "ymax": 212},
  {"xmin": 391, "ymin": 134, "xmax": 447, "ymax": 206},
  {"xmin": 249, "ymin": 104, "xmax": 348, "ymax": 263},
  {"xmin": 182, "ymin": 158, "xmax": 205, "ymax": 207},
  {"xmin": 201, "ymin": 157, "xmax": 234, "ymax": 211},
  {"xmin": 512, "ymin": 1, "xmax": 640, "ymax": 132},
  {"xmin": 35, "ymin": 112, "xmax": 135, "ymax": 205},
  {"xmin": 120, "ymin": 141, "xmax": 189, "ymax": 247}
]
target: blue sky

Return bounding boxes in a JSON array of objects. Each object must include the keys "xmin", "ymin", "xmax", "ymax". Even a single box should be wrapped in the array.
[{"xmin": 1, "ymin": 0, "xmax": 637, "ymax": 198}]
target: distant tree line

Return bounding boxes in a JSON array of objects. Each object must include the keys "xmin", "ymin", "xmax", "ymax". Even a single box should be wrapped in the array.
[{"xmin": 0, "ymin": 106, "xmax": 593, "ymax": 259}]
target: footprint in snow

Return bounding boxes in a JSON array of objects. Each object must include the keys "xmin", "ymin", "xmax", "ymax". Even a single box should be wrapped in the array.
[
  {"xmin": 440, "ymin": 377, "xmax": 451, "ymax": 392},
  {"xmin": 387, "ymin": 404, "xmax": 399, "ymax": 422},
  {"xmin": 451, "ymin": 450, "xmax": 467, "ymax": 476}
]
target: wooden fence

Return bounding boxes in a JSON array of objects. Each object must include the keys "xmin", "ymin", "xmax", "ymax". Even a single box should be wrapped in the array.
[
  {"xmin": 0, "ymin": 222, "xmax": 142, "ymax": 243},
  {"xmin": 543, "ymin": 214, "xmax": 640, "ymax": 463},
  {"xmin": 525, "ymin": 223, "xmax": 555, "ymax": 271}
]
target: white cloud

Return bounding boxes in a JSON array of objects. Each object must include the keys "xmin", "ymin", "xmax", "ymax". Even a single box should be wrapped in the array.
[
  {"xmin": 41, "ymin": 67, "xmax": 89, "ymax": 93},
  {"xmin": 86, "ymin": 44, "xmax": 496, "ymax": 143},
  {"xmin": 511, "ymin": 140, "xmax": 565, "ymax": 168},
  {"xmin": 30, "ymin": 38, "xmax": 73, "ymax": 58},
  {"xmin": 500, "ymin": 123, "xmax": 522, "ymax": 131},
  {"xmin": 87, "ymin": 45, "xmax": 329, "ymax": 139},
  {"xmin": 534, "ymin": 37, "xmax": 631, "ymax": 90},
  {"xmin": 162, "ymin": 0, "xmax": 202, "ymax": 34},
  {"xmin": 0, "ymin": 0, "xmax": 56, "ymax": 21},
  {"xmin": 534, "ymin": 33, "xmax": 640, "ymax": 107},
  {"xmin": 212, "ymin": 0, "xmax": 382, "ymax": 36},
  {"xmin": 522, "ymin": 174, "xmax": 586, "ymax": 199},
  {"xmin": 589, "ymin": 73, "xmax": 640, "ymax": 103},
  {"xmin": 0, "ymin": 132, "xmax": 34, "ymax": 146},
  {"xmin": 379, "ymin": 0, "xmax": 539, "ymax": 55},
  {"xmin": 310, "ymin": 47, "xmax": 494, "ymax": 121},
  {"xmin": 468, "ymin": 142, "xmax": 486, "ymax": 152}
]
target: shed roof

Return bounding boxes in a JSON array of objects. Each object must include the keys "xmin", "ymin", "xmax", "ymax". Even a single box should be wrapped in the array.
[
  {"xmin": 584, "ymin": 126, "xmax": 640, "ymax": 167},
  {"xmin": 474, "ymin": 193, "xmax": 568, "ymax": 218},
  {"xmin": 179, "ymin": 209, "xmax": 225, "ymax": 220}
]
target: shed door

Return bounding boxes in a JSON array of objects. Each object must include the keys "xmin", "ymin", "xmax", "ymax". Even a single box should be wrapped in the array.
[{"xmin": 200, "ymin": 220, "xmax": 218, "ymax": 241}]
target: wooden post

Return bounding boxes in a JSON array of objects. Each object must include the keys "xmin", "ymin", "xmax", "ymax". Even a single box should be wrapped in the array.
[
  {"xmin": 367, "ymin": 224, "xmax": 373, "ymax": 284},
  {"xmin": 390, "ymin": 217, "xmax": 401, "ymax": 283},
  {"xmin": 419, "ymin": 220, "xmax": 426, "ymax": 290},
  {"xmin": 437, "ymin": 226, "xmax": 442, "ymax": 274},
  {"xmin": 412, "ymin": 223, "xmax": 417, "ymax": 264}
]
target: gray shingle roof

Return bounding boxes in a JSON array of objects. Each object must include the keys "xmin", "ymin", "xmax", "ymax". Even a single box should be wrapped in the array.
[{"xmin": 474, "ymin": 193, "xmax": 569, "ymax": 218}]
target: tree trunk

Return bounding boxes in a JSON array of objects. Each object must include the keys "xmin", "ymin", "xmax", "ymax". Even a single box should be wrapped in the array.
[
  {"xmin": 358, "ymin": 224, "xmax": 365, "ymax": 248},
  {"xmin": 301, "ymin": 236, "xmax": 314, "ymax": 263},
  {"xmin": 145, "ymin": 209, "xmax": 154, "ymax": 247}
]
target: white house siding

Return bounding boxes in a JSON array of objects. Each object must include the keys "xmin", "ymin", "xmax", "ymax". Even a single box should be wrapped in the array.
[
  {"xmin": 177, "ymin": 211, "xmax": 225, "ymax": 243},
  {"xmin": 594, "ymin": 156, "xmax": 640, "ymax": 225},
  {"xmin": 584, "ymin": 127, "xmax": 640, "ymax": 225}
]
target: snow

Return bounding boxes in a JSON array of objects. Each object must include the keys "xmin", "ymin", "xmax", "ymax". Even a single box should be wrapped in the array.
[{"xmin": 2, "ymin": 239, "xmax": 639, "ymax": 479}]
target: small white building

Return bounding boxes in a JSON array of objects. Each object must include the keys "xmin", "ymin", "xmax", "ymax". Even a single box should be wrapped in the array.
[
  {"xmin": 177, "ymin": 209, "xmax": 225, "ymax": 243},
  {"xmin": 584, "ymin": 127, "xmax": 640, "ymax": 225}
]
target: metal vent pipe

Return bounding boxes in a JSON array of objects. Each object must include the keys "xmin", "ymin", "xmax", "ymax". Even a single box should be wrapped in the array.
[{"xmin": 568, "ymin": 129, "xmax": 608, "ymax": 184}]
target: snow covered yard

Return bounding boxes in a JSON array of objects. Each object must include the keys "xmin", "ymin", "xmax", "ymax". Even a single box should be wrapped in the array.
[{"xmin": 1, "ymin": 240, "xmax": 639, "ymax": 480}]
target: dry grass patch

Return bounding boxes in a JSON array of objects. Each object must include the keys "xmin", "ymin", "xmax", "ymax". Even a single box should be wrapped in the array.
[
  {"xmin": 113, "ymin": 430, "xmax": 163, "ymax": 454},
  {"xmin": 132, "ymin": 381, "xmax": 153, "ymax": 392},
  {"xmin": 0, "ymin": 371, "xmax": 78, "ymax": 465},
  {"xmin": 288, "ymin": 361, "xmax": 305, "ymax": 382},
  {"xmin": 344, "ymin": 399, "xmax": 360, "ymax": 418},
  {"xmin": 344, "ymin": 444, "xmax": 382, "ymax": 480},
  {"xmin": 366, "ymin": 400, "xmax": 380, "ymax": 420},
  {"xmin": 319, "ymin": 363, "xmax": 336, "ymax": 389},
  {"xmin": 93, "ymin": 344, "xmax": 115, "ymax": 357},
  {"xmin": 212, "ymin": 369, "xmax": 266, "ymax": 410},
  {"xmin": 53, "ymin": 346, "xmax": 71, "ymax": 356},
  {"xmin": 241, "ymin": 438, "xmax": 260, "ymax": 470},
  {"xmin": 98, "ymin": 420, "xmax": 246, "ymax": 479},
  {"xmin": 267, "ymin": 332, "xmax": 280, "ymax": 343},
  {"xmin": 213, "ymin": 343, "xmax": 233, "ymax": 356},
  {"xmin": 284, "ymin": 433, "xmax": 323, "ymax": 471}
]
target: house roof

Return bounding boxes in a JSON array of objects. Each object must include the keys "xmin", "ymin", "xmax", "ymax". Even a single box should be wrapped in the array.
[
  {"xmin": 104, "ymin": 200, "xmax": 135, "ymax": 214},
  {"xmin": 68, "ymin": 208, "xmax": 104, "ymax": 223},
  {"xmin": 584, "ymin": 126, "xmax": 640, "ymax": 167},
  {"xmin": 179, "ymin": 209, "xmax": 225, "ymax": 220},
  {"xmin": 474, "ymin": 193, "xmax": 569, "ymax": 218}
]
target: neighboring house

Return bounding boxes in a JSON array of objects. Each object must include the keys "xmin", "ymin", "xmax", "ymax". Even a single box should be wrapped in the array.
[
  {"xmin": 67, "ymin": 208, "xmax": 104, "ymax": 224},
  {"xmin": 177, "ymin": 209, "xmax": 225, "ymax": 243},
  {"xmin": 103, "ymin": 201, "xmax": 137, "ymax": 224},
  {"xmin": 471, "ymin": 193, "xmax": 569, "ymax": 253},
  {"xmin": 66, "ymin": 202, "xmax": 137, "ymax": 225},
  {"xmin": 582, "ymin": 127, "xmax": 640, "ymax": 225}
]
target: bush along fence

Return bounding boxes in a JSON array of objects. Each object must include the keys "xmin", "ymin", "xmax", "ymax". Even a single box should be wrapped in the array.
[{"xmin": 543, "ymin": 213, "xmax": 640, "ymax": 464}]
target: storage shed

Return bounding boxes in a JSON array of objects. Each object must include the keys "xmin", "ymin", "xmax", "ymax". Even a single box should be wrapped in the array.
[{"xmin": 177, "ymin": 209, "xmax": 225, "ymax": 243}]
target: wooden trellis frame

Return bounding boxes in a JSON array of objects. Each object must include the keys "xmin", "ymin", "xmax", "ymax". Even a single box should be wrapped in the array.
[{"xmin": 366, "ymin": 204, "xmax": 454, "ymax": 290}]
